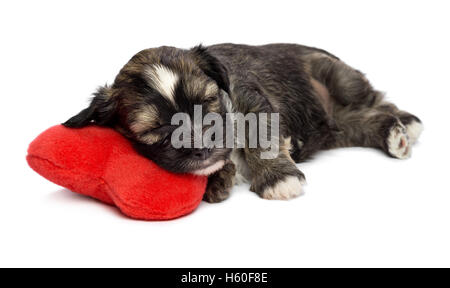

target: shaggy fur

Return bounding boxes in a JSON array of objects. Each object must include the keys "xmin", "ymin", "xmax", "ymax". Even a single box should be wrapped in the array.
[{"xmin": 64, "ymin": 43, "xmax": 422, "ymax": 202}]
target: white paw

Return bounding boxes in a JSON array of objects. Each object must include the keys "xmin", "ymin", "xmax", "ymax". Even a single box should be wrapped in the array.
[
  {"xmin": 387, "ymin": 122, "xmax": 411, "ymax": 159},
  {"xmin": 262, "ymin": 176, "xmax": 304, "ymax": 200},
  {"xmin": 405, "ymin": 120, "xmax": 423, "ymax": 144}
]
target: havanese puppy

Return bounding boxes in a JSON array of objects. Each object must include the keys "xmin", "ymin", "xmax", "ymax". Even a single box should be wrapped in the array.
[{"xmin": 64, "ymin": 44, "xmax": 423, "ymax": 203}]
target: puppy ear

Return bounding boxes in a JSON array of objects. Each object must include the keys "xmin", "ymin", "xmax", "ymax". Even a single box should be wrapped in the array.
[
  {"xmin": 191, "ymin": 45, "xmax": 230, "ymax": 94},
  {"xmin": 63, "ymin": 85, "xmax": 117, "ymax": 128}
]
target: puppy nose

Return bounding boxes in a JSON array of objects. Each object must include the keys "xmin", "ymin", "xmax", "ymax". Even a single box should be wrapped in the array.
[{"xmin": 192, "ymin": 148, "xmax": 210, "ymax": 160}]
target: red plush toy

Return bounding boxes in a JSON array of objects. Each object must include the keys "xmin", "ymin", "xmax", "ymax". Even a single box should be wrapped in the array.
[{"xmin": 26, "ymin": 125, "xmax": 207, "ymax": 220}]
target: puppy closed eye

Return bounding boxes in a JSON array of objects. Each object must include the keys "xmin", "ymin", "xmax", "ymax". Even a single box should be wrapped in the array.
[
  {"xmin": 204, "ymin": 96, "xmax": 217, "ymax": 103},
  {"xmin": 204, "ymin": 96, "xmax": 221, "ymax": 113},
  {"xmin": 138, "ymin": 125, "xmax": 176, "ymax": 145},
  {"xmin": 138, "ymin": 132, "xmax": 162, "ymax": 145}
]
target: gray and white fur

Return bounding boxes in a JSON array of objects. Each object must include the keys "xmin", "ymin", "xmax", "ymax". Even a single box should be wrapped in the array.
[{"xmin": 64, "ymin": 43, "xmax": 423, "ymax": 202}]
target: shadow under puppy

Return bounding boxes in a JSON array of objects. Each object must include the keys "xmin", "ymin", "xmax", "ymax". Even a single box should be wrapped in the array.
[{"xmin": 64, "ymin": 44, "xmax": 423, "ymax": 203}]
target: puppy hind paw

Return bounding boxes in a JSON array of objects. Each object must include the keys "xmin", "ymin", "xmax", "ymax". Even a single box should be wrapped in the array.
[
  {"xmin": 399, "ymin": 115, "xmax": 423, "ymax": 144},
  {"xmin": 386, "ymin": 121, "xmax": 411, "ymax": 159},
  {"xmin": 405, "ymin": 120, "xmax": 423, "ymax": 144}
]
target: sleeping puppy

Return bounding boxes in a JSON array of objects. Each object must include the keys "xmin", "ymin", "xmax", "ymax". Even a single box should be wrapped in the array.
[{"xmin": 64, "ymin": 43, "xmax": 423, "ymax": 203}]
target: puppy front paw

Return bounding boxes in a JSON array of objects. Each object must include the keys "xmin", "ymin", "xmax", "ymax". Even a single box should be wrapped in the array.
[
  {"xmin": 251, "ymin": 169, "xmax": 306, "ymax": 201},
  {"xmin": 261, "ymin": 175, "xmax": 305, "ymax": 200},
  {"xmin": 203, "ymin": 161, "xmax": 236, "ymax": 203},
  {"xmin": 203, "ymin": 185, "xmax": 231, "ymax": 203}
]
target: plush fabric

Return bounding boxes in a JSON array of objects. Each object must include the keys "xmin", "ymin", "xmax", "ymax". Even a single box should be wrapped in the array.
[{"xmin": 26, "ymin": 125, "xmax": 207, "ymax": 220}]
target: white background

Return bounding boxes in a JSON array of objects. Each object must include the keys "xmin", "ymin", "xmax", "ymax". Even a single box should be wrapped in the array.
[{"xmin": 1, "ymin": 0, "xmax": 449, "ymax": 268}]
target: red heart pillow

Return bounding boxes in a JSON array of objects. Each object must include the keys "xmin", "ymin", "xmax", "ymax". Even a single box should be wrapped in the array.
[{"xmin": 26, "ymin": 125, "xmax": 207, "ymax": 220}]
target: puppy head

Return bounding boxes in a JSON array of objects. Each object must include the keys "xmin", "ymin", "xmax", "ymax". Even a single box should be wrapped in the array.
[{"xmin": 64, "ymin": 45, "xmax": 231, "ymax": 175}]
